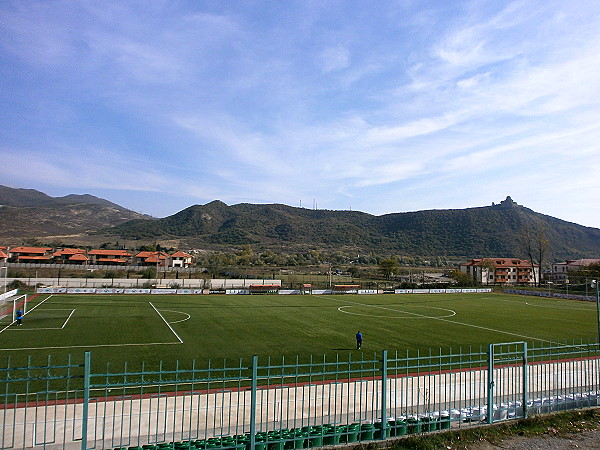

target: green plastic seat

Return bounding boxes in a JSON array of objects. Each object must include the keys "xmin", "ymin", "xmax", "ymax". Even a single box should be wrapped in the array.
[{"xmin": 407, "ymin": 418, "xmax": 422, "ymax": 434}]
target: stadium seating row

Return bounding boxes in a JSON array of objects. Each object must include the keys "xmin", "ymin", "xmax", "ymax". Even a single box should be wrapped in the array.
[
  {"xmin": 106, "ymin": 417, "xmax": 451, "ymax": 450},
  {"xmin": 107, "ymin": 390, "xmax": 600, "ymax": 450}
]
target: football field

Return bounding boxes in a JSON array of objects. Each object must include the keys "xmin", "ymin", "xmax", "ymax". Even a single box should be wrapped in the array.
[{"xmin": 0, "ymin": 292, "xmax": 597, "ymax": 369}]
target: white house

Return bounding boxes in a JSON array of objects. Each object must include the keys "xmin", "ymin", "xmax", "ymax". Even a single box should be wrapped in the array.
[{"xmin": 552, "ymin": 259, "xmax": 600, "ymax": 281}]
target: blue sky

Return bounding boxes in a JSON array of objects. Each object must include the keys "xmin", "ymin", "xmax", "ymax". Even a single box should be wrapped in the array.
[{"xmin": 2, "ymin": 1, "xmax": 600, "ymax": 228}]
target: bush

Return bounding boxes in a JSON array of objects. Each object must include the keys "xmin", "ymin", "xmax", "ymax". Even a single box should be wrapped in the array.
[
  {"xmin": 7, "ymin": 279, "xmax": 28, "ymax": 290},
  {"xmin": 140, "ymin": 267, "xmax": 157, "ymax": 279},
  {"xmin": 9, "ymin": 270, "xmax": 27, "ymax": 278}
]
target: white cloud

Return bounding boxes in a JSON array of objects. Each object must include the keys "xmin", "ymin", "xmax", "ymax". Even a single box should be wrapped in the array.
[
  {"xmin": 1, "ymin": 145, "xmax": 171, "ymax": 193},
  {"xmin": 2, "ymin": 1, "xmax": 600, "ymax": 227},
  {"xmin": 364, "ymin": 114, "xmax": 461, "ymax": 146},
  {"xmin": 319, "ymin": 46, "xmax": 351, "ymax": 73}
]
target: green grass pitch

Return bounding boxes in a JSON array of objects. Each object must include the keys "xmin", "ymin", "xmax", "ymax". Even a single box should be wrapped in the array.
[{"xmin": 0, "ymin": 292, "xmax": 597, "ymax": 369}]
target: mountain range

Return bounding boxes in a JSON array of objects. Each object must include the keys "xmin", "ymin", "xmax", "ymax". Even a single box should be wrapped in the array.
[
  {"xmin": 1, "ymin": 185, "xmax": 599, "ymax": 260},
  {"xmin": 0, "ymin": 185, "xmax": 149, "ymax": 242}
]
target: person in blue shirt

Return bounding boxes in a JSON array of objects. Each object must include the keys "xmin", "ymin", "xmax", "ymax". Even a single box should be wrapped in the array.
[
  {"xmin": 16, "ymin": 309, "xmax": 23, "ymax": 326},
  {"xmin": 355, "ymin": 331, "xmax": 362, "ymax": 350}
]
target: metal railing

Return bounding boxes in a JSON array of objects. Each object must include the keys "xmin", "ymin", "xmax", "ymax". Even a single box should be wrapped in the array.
[{"xmin": 1, "ymin": 340, "xmax": 599, "ymax": 449}]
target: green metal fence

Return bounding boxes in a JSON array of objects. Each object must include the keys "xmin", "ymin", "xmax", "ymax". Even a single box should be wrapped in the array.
[{"xmin": 1, "ymin": 340, "xmax": 599, "ymax": 449}]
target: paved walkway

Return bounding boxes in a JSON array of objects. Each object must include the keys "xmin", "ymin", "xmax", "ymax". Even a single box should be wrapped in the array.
[{"xmin": 2, "ymin": 358, "xmax": 599, "ymax": 449}]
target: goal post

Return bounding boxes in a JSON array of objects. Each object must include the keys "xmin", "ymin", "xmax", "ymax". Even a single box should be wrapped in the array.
[
  {"xmin": 0, "ymin": 294, "xmax": 28, "ymax": 323},
  {"xmin": 12, "ymin": 294, "xmax": 27, "ymax": 321}
]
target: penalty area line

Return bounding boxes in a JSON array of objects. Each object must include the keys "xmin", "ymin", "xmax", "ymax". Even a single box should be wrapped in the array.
[
  {"xmin": 0, "ymin": 342, "xmax": 183, "ymax": 352},
  {"xmin": 5, "ymin": 309, "xmax": 76, "ymax": 331},
  {"xmin": 0, "ymin": 294, "xmax": 54, "ymax": 335},
  {"xmin": 150, "ymin": 302, "xmax": 183, "ymax": 343},
  {"xmin": 62, "ymin": 309, "xmax": 75, "ymax": 329}
]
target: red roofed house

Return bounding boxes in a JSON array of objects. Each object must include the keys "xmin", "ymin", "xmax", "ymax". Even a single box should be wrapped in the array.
[
  {"xmin": 53, "ymin": 248, "xmax": 89, "ymax": 265},
  {"xmin": 460, "ymin": 258, "xmax": 538, "ymax": 285},
  {"xmin": 134, "ymin": 251, "xmax": 169, "ymax": 267},
  {"xmin": 170, "ymin": 251, "xmax": 193, "ymax": 268},
  {"xmin": 0, "ymin": 246, "xmax": 8, "ymax": 263},
  {"xmin": 87, "ymin": 249, "xmax": 132, "ymax": 265},
  {"xmin": 8, "ymin": 246, "xmax": 53, "ymax": 263}
]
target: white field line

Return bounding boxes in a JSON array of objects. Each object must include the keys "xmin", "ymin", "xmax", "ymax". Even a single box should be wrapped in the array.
[
  {"xmin": 162, "ymin": 310, "xmax": 191, "ymax": 324},
  {"xmin": 25, "ymin": 294, "xmax": 54, "ymax": 314},
  {"xmin": 0, "ymin": 298, "xmax": 184, "ymax": 351},
  {"xmin": 7, "ymin": 328, "xmax": 67, "ymax": 331},
  {"xmin": 7, "ymin": 309, "xmax": 75, "ymax": 331},
  {"xmin": 0, "ymin": 342, "xmax": 183, "ymax": 351},
  {"xmin": 3, "ymin": 308, "xmax": 75, "ymax": 332},
  {"xmin": 338, "ymin": 304, "xmax": 457, "ymax": 319},
  {"xmin": 0, "ymin": 294, "xmax": 54, "ymax": 334},
  {"xmin": 62, "ymin": 309, "xmax": 75, "ymax": 329},
  {"xmin": 318, "ymin": 295, "xmax": 564, "ymax": 346},
  {"xmin": 150, "ymin": 302, "xmax": 184, "ymax": 343},
  {"xmin": 493, "ymin": 296, "xmax": 594, "ymax": 311}
]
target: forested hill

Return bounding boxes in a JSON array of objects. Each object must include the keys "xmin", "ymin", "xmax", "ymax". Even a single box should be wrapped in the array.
[{"xmin": 107, "ymin": 197, "xmax": 600, "ymax": 259}]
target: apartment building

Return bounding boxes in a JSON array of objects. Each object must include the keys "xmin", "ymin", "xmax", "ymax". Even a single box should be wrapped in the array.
[
  {"xmin": 7, "ymin": 246, "xmax": 53, "ymax": 262},
  {"xmin": 134, "ymin": 251, "xmax": 170, "ymax": 267},
  {"xmin": 460, "ymin": 258, "xmax": 538, "ymax": 285},
  {"xmin": 87, "ymin": 249, "xmax": 133, "ymax": 265},
  {"xmin": 52, "ymin": 248, "xmax": 89, "ymax": 264}
]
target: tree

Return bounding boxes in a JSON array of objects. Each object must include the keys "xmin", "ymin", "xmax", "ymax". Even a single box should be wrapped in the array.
[
  {"xmin": 236, "ymin": 245, "xmax": 254, "ymax": 265},
  {"xmin": 450, "ymin": 269, "xmax": 474, "ymax": 287},
  {"xmin": 519, "ymin": 219, "xmax": 549, "ymax": 287},
  {"xmin": 378, "ymin": 257, "xmax": 399, "ymax": 279},
  {"xmin": 348, "ymin": 266, "xmax": 361, "ymax": 278},
  {"xmin": 570, "ymin": 262, "xmax": 600, "ymax": 283},
  {"xmin": 480, "ymin": 259, "xmax": 496, "ymax": 285},
  {"xmin": 140, "ymin": 267, "xmax": 157, "ymax": 279},
  {"xmin": 309, "ymin": 250, "xmax": 321, "ymax": 264},
  {"xmin": 139, "ymin": 243, "xmax": 157, "ymax": 252},
  {"xmin": 23, "ymin": 237, "xmax": 41, "ymax": 246}
]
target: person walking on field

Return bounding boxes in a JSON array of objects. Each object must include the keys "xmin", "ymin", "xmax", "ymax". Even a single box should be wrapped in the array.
[
  {"xmin": 15, "ymin": 309, "xmax": 23, "ymax": 326},
  {"xmin": 355, "ymin": 331, "xmax": 362, "ymax": 350}
]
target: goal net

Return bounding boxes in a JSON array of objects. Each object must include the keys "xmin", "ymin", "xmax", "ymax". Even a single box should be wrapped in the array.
[
  {"xmin": 0, "ymin": 294, "xmax": 28, "ymax": 324},
  {"xmin": 332, "ymin": 285, "xmax": 360, "ymax": 294},
  {"xmin": 249, "ymin": 284, "xmax": 280, "ymax": 294}
]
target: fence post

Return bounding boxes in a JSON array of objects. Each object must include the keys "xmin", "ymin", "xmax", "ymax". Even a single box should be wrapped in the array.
[
  {"xmin": 250, "ymin": 355, "xmax": 258, "ymax": 450},
  {"xmin": 380, "ymin": 350, "xmax": 388, "ymax": 439},
  {"xmin": 81, "ymin": 351, "xmax": 91, "ymax": 450},
  {"xmin": 523, "ymin": 342, "xmax": 528, "ymax": 418},
  {"xmin": 487, "ymin": 344, "xmax": 494, "ymax": 425}
]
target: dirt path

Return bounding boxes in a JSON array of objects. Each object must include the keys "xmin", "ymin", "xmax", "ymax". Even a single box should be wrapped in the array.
[{"xmin": 469, "ymin": 428, "xmax": 600, "ymax": 449}]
